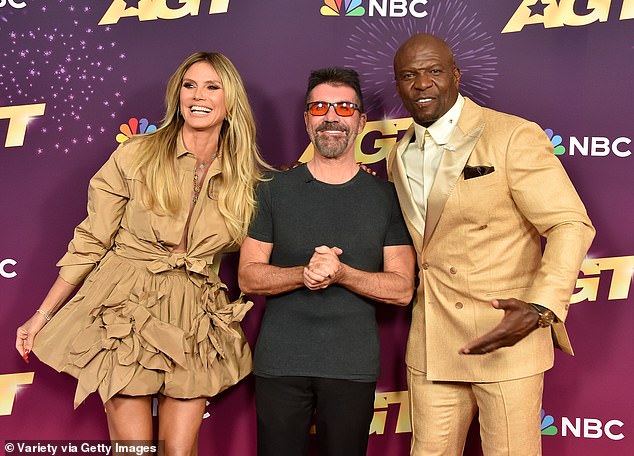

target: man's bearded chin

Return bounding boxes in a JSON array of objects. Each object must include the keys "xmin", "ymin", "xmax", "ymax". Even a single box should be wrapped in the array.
[
  {"xmin": 314, "ymin": 122, "xmax": 350, "ymax": 158},
  {"xmin": 315, "ymin": 136, "xmax": 349, "ymax": 158}
]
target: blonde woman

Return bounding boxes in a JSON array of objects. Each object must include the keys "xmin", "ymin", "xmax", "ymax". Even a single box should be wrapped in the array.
[{"xmin": 16, "ymin": 52, "xmax": 269, "ymax": 454}]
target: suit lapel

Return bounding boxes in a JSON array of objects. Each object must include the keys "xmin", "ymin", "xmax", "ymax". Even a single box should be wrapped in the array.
[
  {"xmin": 423, "ymin": 99, "xmax": 485, "ymax": 246},
  {"xmin": 388, "ymin": 125, "xmax": 424, "ymax": 248}
]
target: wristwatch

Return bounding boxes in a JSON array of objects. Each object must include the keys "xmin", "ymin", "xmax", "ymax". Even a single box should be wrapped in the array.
[{"xmin": 530, "ymin": 303, "xmax": 556, "ymax": 328}]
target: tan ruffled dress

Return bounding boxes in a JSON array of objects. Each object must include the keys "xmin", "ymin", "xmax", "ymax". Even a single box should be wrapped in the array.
[{"xmin": 33, "ymin": 135, "xmax": 252, "ymax": 408}]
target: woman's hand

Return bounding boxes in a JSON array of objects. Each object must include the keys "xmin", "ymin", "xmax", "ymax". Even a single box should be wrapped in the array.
[
  {"xmin": 16, "ymin": 312, "xmax": 48, "ymax": 363},
  {"xmin": 15, "ymin": 275, "xmax": 77, "ymax": 363}
]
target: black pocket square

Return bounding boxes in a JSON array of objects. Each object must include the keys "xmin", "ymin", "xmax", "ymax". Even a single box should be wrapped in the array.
[{"xmin": 464, "ymin": 165, "xmax": 495, "ymax": 179}]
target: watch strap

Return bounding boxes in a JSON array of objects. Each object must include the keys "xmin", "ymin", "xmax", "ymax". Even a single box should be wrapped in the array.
[{"xmin": 530, "ymin": 303, "xmax": 557, "ymax": 327}]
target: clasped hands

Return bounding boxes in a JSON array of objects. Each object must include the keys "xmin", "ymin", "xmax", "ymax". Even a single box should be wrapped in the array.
[{"xmin": 303, "ymin": 245, "xmax": 344, "ymax": 290}]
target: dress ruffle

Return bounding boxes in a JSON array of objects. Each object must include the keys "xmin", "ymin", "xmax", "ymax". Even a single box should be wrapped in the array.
[
  {"xmin": 188, "ymin": 276, "xmax": 252, "ymax": 367},
  {"xmin": 33, "ymin": 251, "xmax": 253, "ymax": 408}
]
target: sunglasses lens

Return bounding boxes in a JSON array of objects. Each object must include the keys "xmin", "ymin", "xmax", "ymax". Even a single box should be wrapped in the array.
[
  {"xmin": 308, "ymin": 102, "xmax": 328, "ymax": 116},
  {"xmin": 334, "ymin": 103, "xmax": 356, "ymax": 116}
]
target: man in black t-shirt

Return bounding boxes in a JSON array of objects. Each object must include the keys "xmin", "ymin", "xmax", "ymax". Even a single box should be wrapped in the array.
[{"xmin": 239, "ymin": 67, "xmax": 416, "ymax": 456}]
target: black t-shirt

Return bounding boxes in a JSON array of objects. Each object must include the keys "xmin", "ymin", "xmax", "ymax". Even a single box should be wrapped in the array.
[{"xmin": 248, "ymin": 164, "xmax": 412, "ymax": 382}]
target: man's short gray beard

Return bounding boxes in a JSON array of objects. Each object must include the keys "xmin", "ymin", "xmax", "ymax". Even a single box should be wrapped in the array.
[{"xmin": 313, "ymin": 136, "xmax": 348, "ymax": 158}]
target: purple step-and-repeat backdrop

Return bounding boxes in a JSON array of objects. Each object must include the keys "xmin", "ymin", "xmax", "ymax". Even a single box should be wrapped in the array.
[{"xmin": 1, "ymin": 1, "xmax": 632, "ymax": 455}]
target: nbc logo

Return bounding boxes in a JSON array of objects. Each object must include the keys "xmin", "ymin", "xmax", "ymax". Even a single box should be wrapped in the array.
[
  {"xmin": 540, "ymin": 409, "xmax": 625, "ymax": 440},
  {"xmin": 0, "ymin": 258, "xmax": 17, "ymax": 279},
  {"xmin": 545, "ymin": 128, "xmax": 566, "ymax": 156},
  {"xmin": 545, "ymin": 128, "xmax": 631, "ymax": 158},
  {"xmin": 321, "ymin": 0, "xmax": 365, "ymax": 16},
  {"xmin": 541, "ymin": 409, "xmax": 558, "ymax": 435},
  {"xmin": 319, "ymin": 0, "xmax": 365, "ymax": 16},
  {"xmin": 0, "ymin": 0, "xmax": 27, "ymax": 9},
  {"xmin": 116, "ymin": 117, "xmax": 157, "ymax": 144},
  {"xmin": 320, "ymin": 0, "xmax": 428, "ymax": 18}
]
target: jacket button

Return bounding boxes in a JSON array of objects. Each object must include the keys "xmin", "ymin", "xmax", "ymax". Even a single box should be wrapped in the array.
[
  {"xmin": 449, "ymin": 267, "xmax": 457, "ymax": 274},
  {"xmin": 422, "ymin": 263, "xmax": 429, "ymax": 270},
  {"xmin": 455, "ymin": 302, "xmax": 463, "ymax": 309}
]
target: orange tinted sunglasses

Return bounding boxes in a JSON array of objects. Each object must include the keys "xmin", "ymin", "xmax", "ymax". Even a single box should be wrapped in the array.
[{"xmin": 306, "ymin": 101, "xmax": 360, "ymax": 117}]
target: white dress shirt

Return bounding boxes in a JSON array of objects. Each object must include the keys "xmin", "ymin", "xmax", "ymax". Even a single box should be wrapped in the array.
[{"xmin": 400, "ymin": 94, "xmax": 465, "ymax": 220}]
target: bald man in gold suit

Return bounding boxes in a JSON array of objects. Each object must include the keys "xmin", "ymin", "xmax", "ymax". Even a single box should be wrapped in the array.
[{"xmin": 387, "ymin": 34, "xmax": 595, "ymax": 455}]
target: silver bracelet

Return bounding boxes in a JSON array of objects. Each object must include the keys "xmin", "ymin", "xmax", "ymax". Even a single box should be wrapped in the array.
[{"xmin": 35, "ymin": 309, "xmax": 51, "ymax": 321}]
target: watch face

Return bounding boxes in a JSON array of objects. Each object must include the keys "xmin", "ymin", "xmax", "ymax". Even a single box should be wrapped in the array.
[{"xmin": 540, "ymin": 310, "xmax": 555, "ymax": 327}]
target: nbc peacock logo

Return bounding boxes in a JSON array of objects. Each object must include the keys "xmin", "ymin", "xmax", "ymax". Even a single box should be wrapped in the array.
[
  {"xmin": 320, "ymin": 0, "xmax": 366, "ymax": 16},
  {"xmin": 116, "ymin": 117, "xmax": 158, "ymax": 144},
  {"xmin": 545, "ymin": 128, "xmax": 566, "ymax": 156},
  {"xmin": 541, "ymin": 409, "xmax": 558, "ymax": 436}
]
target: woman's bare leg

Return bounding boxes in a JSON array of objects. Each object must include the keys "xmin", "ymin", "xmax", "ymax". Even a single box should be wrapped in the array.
[
  {"xmin": 105, "ymin": 395, "xmax": 154, "ymax": 455},
  {"xmin": 157, "ymin": 395, "xmax": 207, "ymax": 456}
]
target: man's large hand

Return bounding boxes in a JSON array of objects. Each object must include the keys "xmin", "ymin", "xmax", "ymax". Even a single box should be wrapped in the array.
[{"xmin": 459, "ymin": 298, "xmax": 540, "ymax": 355}]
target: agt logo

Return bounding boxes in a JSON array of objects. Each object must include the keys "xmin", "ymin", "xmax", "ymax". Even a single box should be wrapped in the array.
[
  {"xmin": 371, "ymin": 390, "xmax": 410, "ymax": 434},
  {"xmin": 300, "ymin": 117, "xmax": 411, "ymax": 164},
  {"xmin": 320, "ymin": 0, "xmax": 428, "ymax": 18},
  {"xmin": 1, "ymin": 258, "xmax": 18, "ymax": 279},
  {"xmin": 0, "ymin": 372, "xmax": 34, "ymax": 416},
  {"xmin": 503, "ymin": 0, "xmax": 634, "ymax": 33},
  {"xmin": 0, "ymin": 104, "xmax": 46, "ymax": 148},
  {"xmin": 322, "ymin": 390, "xmax": 411, "ymax": 435},
  {"xmin": 545, "ymin": 128, "xmax": 631, "ymax": 158},
  {"xmin": 571, "ymin": 255, "xmax": 634, "ymax": 305},
  {"xmin": 0, "ymin": 0, "xmax": 26, "ymax": 9},
  {"xmin": 99, "ymin": 0, "xmax": 230, "ymax": 25},
  {"xmin": 541, "ymin": 410, "xmax": 625, "ymax": 441}
]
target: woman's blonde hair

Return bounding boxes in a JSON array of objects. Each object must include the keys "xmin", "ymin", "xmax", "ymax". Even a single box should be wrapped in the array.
[{"xmin": 130, "ymin": 51, "xmax": 270, "ymax": 244}]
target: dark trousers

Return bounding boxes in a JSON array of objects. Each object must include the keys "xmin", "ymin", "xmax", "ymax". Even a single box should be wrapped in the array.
[{"xmin": 255, "ymin": 375, "xmax": 376, "ymax": 456}]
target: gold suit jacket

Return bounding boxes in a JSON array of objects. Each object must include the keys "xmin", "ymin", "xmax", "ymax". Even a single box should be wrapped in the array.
[{"xmin": 387, "ymin": 98, "xmax": 595, "ymax": 382}]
